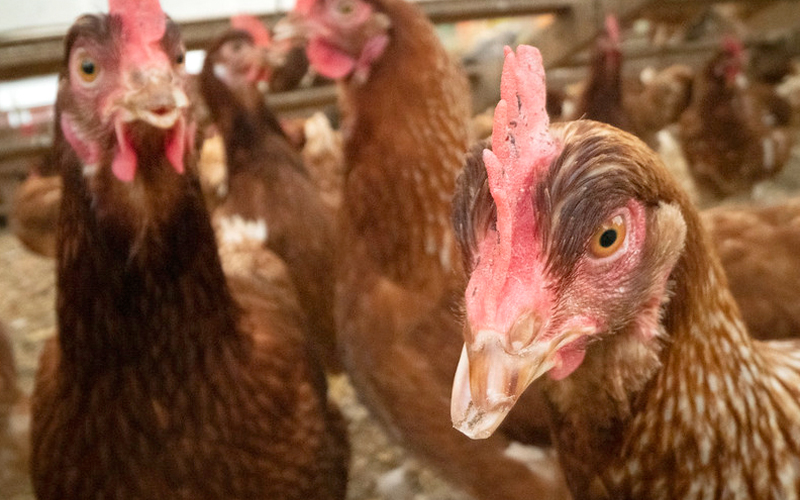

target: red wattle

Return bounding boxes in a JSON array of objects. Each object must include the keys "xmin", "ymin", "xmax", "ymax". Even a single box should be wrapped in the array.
[
  {"xmin": 112, "ymin": 120, "xmax": 137, "ymax": 182},
  {"xmin": 60, "ymin": 113, "xmax": 100, "ymax": 166},
  {"xmin": 307, "ymin": 37, "xmax": 356, "ymax": 80},
  {"xmin": 549, "ymin": 340, "xmax": 587, "ymax": 381}
]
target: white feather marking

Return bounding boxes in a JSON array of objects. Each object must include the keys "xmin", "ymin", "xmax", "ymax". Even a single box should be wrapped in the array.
[{"xmin": 218, "ymin": 215, "xmax": 268, "ymax": 245}]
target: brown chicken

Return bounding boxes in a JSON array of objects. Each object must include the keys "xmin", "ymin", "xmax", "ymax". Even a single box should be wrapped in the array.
[
  {"xmin": 199, "ymin": 21, "xmax": 340, "ymax": 372},
  {"xmin": 30, "ymin": 1, "xmax": 348, "ymax": 498},
  {"xmin": 10, "ymin": 170, "xmax": 61, "ymax": 258},
  {"xmin": 276, "ymin": 2, "xmax": 569, "ymax": 499},
  {"xmin": 0, "ymin": 322, "xmax": 30, "ymax": 499},
  {"xmin": 569, "ymin": 14, "xmax": 693, "ymax": 148},
  {"xmin": 572, "ymin": 14, "xmax": 634, "ymax": 133},
  {"xmin": 452, "ymin": 44, "xmax": 800, "ymax": 499},
  {"xmin": 702, "ymin": 197, "xmax": 800, "ymax": 341},
  {"xmin": 679, "ymin": 37, "xmax": 794, "ymax": 199}
]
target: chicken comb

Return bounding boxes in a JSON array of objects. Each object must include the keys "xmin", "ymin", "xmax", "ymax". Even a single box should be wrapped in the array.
[
  {"xmin": 484, "ymin": 45, "xmax": 558, "ymax": 228},
  {"xmin": 605, "ymin": 13, "xmax": 620, "ymax": 46},
  {"xmin": 108, "ymin": 0, "xmax": 167, "ymax": 67},
  {"xmin": 295, "ymin": 0, "xmax": 316, "ymax": 15},
  {"xmin": 231, "ymin": 14, "xmax": 272, "ymax": 48},
  {"xmin": 465, "ymin": 44, "xmax": 558, "ymax": 334},
  {"xmin": 721, "ymin": 35, "xmax": 744, "ymax": 59}
]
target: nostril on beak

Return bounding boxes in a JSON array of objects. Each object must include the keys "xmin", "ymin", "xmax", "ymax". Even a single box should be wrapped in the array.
[{"xmin": 149, "ymin": 106, "xmax": 174, "ymax": 116}]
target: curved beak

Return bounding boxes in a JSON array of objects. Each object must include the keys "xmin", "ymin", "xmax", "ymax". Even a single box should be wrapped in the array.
[
  {"xmin": 119, "ymin": 68, "xmax": 188, "ymax": 129},
  {"xmin": 110, "ymin": 65, "xmax": 190, "ymax": 181},
  {"xmin": 451, "ymin": 314, "xmax": 589, "ymax": 439}
]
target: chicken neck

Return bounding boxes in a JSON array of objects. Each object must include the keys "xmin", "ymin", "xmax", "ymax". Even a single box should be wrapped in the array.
[
  {"xmin": 544, "ymin": 203, "xmax": 800, "ymax": 497},
  {"xmin": 55, "ymin": 147, "xmax": 241, "ymax": 381}
]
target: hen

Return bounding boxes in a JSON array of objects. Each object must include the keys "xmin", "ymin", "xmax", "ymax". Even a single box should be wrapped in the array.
[
  {"xmin": 678, "ymin": 37, "xmax": 794, "ymax": 200},
  {"xmin": 198, "ymin": 18, "xmax": 340, "ymax": 372},
  {"xmin": 0, "ymin": 322, "xmax": 30, "ymax": 499},
  {"xmin": 276, "ymin": 1, "xmax": 569, "ymax": 499},
  {"xmin": 30, "ymin": 1, "xmax": 348, "ymax": 498},
  {"xmin": 571, "ymin": 14, "xmax": 634, "ymax": 133},
  {"xmin": 10, "ymin": 169, "xmax": 61, "ymax": 258},
  {"xmin": 702, "ymin": 197, "xmax": 800, "ymax": 341},
  {"xmin": 451, "ymin": 44, "xmax": 800, "ymax": 499},
  {"xmin": 569, "ymin": 14, "xmax": 693, "ymax": 149}
]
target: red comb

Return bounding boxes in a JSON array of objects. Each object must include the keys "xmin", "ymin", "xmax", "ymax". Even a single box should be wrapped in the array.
[
  {"xmin": 108, "ymin": 0, "xmax": 168, "ymax": 68},
  {"xmin": 605, "ymin": 13, "xmax": 620, "ymax": 45},
  {"xmin": 465, "ymin": 45, "xmax": 558, "ymax": 335},
  {"xmin": 231, "ymin": 14, "xmax": 272, "ymax": 48},
  {"xmin": 722, "ymin": 35, "xmax": 744, "ymax": 58},
  {"xmin": 484, "ymin": 45, "xmax": 557, "ymax": 221},
  {"xmin": 295, "ymin": 0, "xmax": 316, "ymax": 15}
]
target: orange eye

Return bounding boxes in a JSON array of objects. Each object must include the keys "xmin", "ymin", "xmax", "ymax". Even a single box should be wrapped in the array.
[
  {"xmin": 78, "ymin": 57, "xmax": 99, "ymax": 83},
  {"xmin": 337, "ymin": 0, "xmax": 356, "ymax": 15},
  {"xmin": 590, "ymin": 214, "xmax": 626, "ymax": 258}
]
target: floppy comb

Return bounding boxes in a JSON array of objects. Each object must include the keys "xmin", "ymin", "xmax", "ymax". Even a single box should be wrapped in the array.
[{"xmin": 231, "ymin": 14, "xmax": 272, "ymax": 48}]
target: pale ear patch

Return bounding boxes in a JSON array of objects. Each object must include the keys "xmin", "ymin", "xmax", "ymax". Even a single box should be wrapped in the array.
[
  {"xmin": 634, "ymin": 201, "xmax": 687, "ymax": 342},
  {"xmin": 649, "ymin": 201, "xmax": 687, "ymax": 275}
]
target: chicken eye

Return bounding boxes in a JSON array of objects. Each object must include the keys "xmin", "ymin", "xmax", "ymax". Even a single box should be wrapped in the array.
[
  {"xmin": 590, "ymin": 214, "xmax": 626, "ymax": 258},
  {"xmin": 336, "ymin": 0, "xmax": 356, "ymax": 15},
  {"xmin": 79, "ymin": 58, "xmax": 98, "ymax": 83},
  {"xmin": 175, "ymin": 52, "xmax": 185, "ymax": 65}
]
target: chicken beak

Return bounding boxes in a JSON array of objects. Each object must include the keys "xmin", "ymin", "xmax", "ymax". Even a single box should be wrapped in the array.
[
  {"xmin": 451, "ymin": 315, "xmax": 589, "ymax": 439},
  {"xmin": 120, "ymin": 68, "xmax": 188, "ymax": 130}
]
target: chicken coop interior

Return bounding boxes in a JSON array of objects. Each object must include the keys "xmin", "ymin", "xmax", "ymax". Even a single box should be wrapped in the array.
[{"xmin": 1, "ymin": 0, "xmax": 800, "ymax": 498}]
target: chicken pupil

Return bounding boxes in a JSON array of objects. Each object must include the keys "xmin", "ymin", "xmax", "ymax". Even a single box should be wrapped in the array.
[
  {"xmin": 81, "ymin": 60, "xmax": 95, "ymax": 75},
  {"xmin": 599, "ymin": 228, "xmax": 618, "ymax": 248}
]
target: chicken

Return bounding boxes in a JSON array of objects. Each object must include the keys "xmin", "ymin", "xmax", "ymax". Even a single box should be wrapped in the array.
[
  {"xmin": 0, "ymin": 322, "xmax": 30, "ymax": 499},
  {"xmin": 678, "ymin": 37, "xmax": 794, "ymax": 200},
  {"xmin": 571, "ymin": 14, "xmax": 634, "ymax": 133},
  {"xmin": 199, "ymin": 20, "xmax": 340, "ymax": 372},
  {"xmin": 702, "ymin": 197, "xmax": 800, "ymax": 341},
  {"xmin": 10, "ymin": 170, "xmax": 61, "ymax": 258},
  {"xmin": 30, "ymin": 1, "xmax": 349, "ymax": 498},
  {"xmin": 626, "ymin": 64, "xmax": 694, "ymax": 146},
  {"xmin": 451, "ymin": 44, "xmax": 800, "ymax": 499},
  {"xmin": 276, "ymin": 2, "xmax": 569, "ymax": 499},
  {"xmin": 568, "ymin": 14, "xmax": 693, "ymax": 148}
]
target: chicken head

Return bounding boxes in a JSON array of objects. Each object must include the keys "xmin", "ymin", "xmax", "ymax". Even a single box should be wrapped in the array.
[
  {"xmin": 58, "ymin": 0, "xmax": 191, "ymax": 183},
  {"xmin": 275, "ymin": 0, "xmax": 391, "ymax": 83},
  {"xmin": 451, "ymin": 45, "xmax": 688, "ymax": 439}
]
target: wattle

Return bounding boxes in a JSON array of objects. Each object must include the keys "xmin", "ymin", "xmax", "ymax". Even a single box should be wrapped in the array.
[{"xmin": 307, "ymin": 37, "xmax": 356, "ymax": 80}]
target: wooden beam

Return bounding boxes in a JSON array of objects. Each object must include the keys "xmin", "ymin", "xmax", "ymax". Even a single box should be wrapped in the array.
[{"xmin": 0, "ymin": 0, "xmax": 581, "ymax": 81}]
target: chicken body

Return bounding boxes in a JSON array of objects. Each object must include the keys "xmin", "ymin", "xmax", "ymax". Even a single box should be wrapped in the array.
[
  {"xmin": 703, "ymin": 197, "xmax": 800, "ymax": 340},
  {"xmin": 280, "ymin": 1, "xmax": 568, "ymax": 499},
  {"xmin": 452, "ymin": 45, "xmax": 800, "ymax": 498},
  {"xmin": 0, "ymin": 322, "xmax": 29, "ymax": 499},
  {"xmin": 199, "ymin": 29, "xmax": 340, "ymax": 372},
  {"xmin": 10, "ymin": 172, "xmax": 61, "ymax": 258},
  {"xmin": 30, "ymin": 6, "xmax": 347, "ymax": 499}
]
